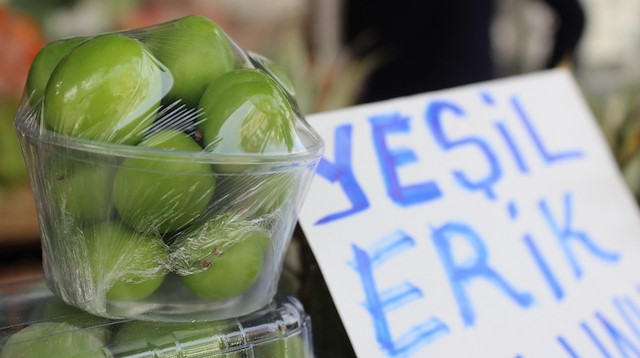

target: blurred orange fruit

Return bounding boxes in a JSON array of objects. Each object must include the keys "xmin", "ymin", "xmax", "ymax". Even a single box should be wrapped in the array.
[{"xmin": 0, "ymin": 5, "xmax": 45, "ymax": 99}]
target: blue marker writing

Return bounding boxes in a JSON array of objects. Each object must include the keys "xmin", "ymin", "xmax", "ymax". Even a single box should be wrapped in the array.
[
  {"xmin": 370, "ymin": 113, "xmax": 442, "ymax": 206},
  {"xmin": 351, "ymin": 231, "xmax": 449, "ymax": 357},
  {"xmin": 511, "ymin": 96, "xmax": 583, "ymax": 164},
  {"xmin": 596, "ymin": 311, "xmax": 640, "ymax": 357},
  {"xmin": 523, "ymin": 234, "xmax": 564, "ymax": 300},
  {"xmin": 431, "ymin": 221, "xmax": 534, "ymax": 326},
  {"xmin": 480, "ymin": 91, "xmax": 530, "ymax": 174},
  {"xmin": 558, "ymin": 336, "xmax": 581, "ymax": 358},
  {"xmin": 314, "ymin": 124, "xmax": 369, "ymax": 225},
  {"xmin": 622, "ymin": 296, "xmax": 640, "ymax": 340},
  {"xmin": 496, "ymin": 121, "xmax": 530, "ymax": 174},
  {"xmin": 615, "ymin": 297, "xmax": 640, "ymax": 343},
  {"xmin": 425, "ymin": 100, "xmax": 502, "ymax": 200},
  {"xmin": 539, "ymin": 193, "xmax": 620, "ymax": 279},
  {"xmin": 581, "ymin": 321, "xmax": 612, "ymax": 357}
]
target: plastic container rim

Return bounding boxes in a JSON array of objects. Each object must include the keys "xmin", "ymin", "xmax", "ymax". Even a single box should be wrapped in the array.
[{"xmin": 13, "ymin": 111, "xmax": 325, "ymax": 168}]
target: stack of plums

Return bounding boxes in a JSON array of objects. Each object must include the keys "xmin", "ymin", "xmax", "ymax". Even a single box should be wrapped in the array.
[{"xmin": 14, "ymin": 15, "xmax": 323, "ymax": 321}]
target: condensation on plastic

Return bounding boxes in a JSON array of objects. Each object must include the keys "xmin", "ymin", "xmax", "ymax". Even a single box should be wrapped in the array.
[
  {"xmin": 0, "ymin": 278, "xmax": 314, "ymax": 357},
  {"xmin": 14, "ymin": 15, "xmax": 324, "ymax": 320}
]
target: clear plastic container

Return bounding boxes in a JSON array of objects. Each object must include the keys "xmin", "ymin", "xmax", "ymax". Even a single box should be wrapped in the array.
[
  {"xmin": 0, "ymin": 278, "xmax": 314, "ymax": 357},
  {"xmin": 14, "ymin": 15, "xmax": 324, "ymax": 320}
]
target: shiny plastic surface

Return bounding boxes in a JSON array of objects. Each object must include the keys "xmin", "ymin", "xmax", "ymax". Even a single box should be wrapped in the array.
[{"xmin": 0, "ymin": 278, "xmax": 313, "ymax": 357}]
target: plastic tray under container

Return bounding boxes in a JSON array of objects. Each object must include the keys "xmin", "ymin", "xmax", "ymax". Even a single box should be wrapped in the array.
[{"xmin": 0, "ymin": 278, "xmax": 313, "ymax": 357}]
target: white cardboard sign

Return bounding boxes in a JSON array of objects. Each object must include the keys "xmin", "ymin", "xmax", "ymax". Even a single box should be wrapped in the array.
[{"xmin": 298, "ymin": 69, "xmax": 640, "ymax": 357}]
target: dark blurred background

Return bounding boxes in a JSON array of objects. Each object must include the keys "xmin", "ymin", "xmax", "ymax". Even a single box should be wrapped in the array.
[{"xmin": 1, "ymin": 0, "xmax": 639, "ymax": 356}]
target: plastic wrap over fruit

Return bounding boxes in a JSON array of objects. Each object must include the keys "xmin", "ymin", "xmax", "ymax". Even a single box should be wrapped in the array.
[{"xmin": 14, "ymin": 15, "xmax": 324, "ymax": 320}]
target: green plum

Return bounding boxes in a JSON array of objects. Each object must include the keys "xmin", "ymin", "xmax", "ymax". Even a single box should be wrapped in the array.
[
  {"xmin": 213, "ymin": 171, "xmax": 295, "ymax": 217},
  {"xmin": 84, "ymin": 222, "xmax": 168, "ymax": 301},
  {"xmin": 0, "ymin": 322, "xmax": 107, "ymax": 358},
  {"xmin": 181, "ymin": 235, "xmax": 265, "ymax": 300},
  {"xmin": 48, "ymin": 163, "xmax": 113, "ymax": 223},
  {"xmin": 250, "ymin": 172, "xmax": 295, "ymax": 216},
  {"xmin": 175, "ymin": 213, "xmax": 267, "ymax": 300},
  {"xmin": 43, "ymin": 33, "xmax": 164, "ymax": 145},
  {"xmin": 198, "ymin": 69, "xmax": 296, "ymax": 156},
  {"xmin": 30, "ymin": 299, "xmax": 112, "ymax": 343},
  {"xmin": 145, "ymin": 15, "xmax": 235, "ymax": 108},
  {"xmin": 253, "ymin": 334, "xmax": 307, "ymax": 358},
  {"xmin": 170, "ymin": 212, "xmax": 268, "ymax": 271},
  {"xmin": 25, "ymin": 36, "xmax": 87, "ymax": 106},
  {"xmin": 113, "ymin": 130, "xmax": 215, "ymax": 235},
  {"xmin": 249, "ymin": 52, "xmax": 296, "ymax": 97}
]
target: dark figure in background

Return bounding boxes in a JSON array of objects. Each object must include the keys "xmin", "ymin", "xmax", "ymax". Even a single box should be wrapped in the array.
[{"xmin": 344, "ymin": 0, "xmax": 585, "ymax": 103}]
